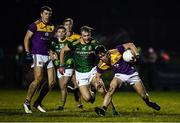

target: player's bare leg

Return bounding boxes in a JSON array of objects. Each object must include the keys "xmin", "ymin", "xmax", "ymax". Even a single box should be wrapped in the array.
[
  {"xmin": 23, "ymin": 66, "xmax": 44, "ymax": 113},
  {"xmin": 71, "ymin": 74, "xmax": 79, "ymax": 100},
  {"xmin": 70, "ymin": 74, "xmax": 84, "ymax": 109},
  {"xmin": 93, "ymin": 77, "xmax": 120, "ymax": 116},
  {"xmin": 133, "ymin": 80, "xmax": 161, "ymax": 111},
  {"xmin": 79, "ymin": 85, "xmax": 95, "ymax": 103},
  {"xmin": 33, "ymin": 67, "xmax": 56, "ymax": 112},
  {"xmin": 56, "ymin": 76, "xmax": 70, "ymax": 110}
]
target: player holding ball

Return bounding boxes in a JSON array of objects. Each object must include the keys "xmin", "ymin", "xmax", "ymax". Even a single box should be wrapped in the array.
[{"xmin": 94, "ymin": 43, "xmax": 161, "ymax": 116}]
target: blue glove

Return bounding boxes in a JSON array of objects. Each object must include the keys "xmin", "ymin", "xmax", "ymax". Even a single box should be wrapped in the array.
[{"xmin": 24, "ymin": 52, "xmax": 33, "ymax": 64}]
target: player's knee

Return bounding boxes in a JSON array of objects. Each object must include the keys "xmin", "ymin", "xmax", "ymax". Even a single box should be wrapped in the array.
[
  {"xmin": 108, "ymin": 86, "xmax": 116, "ymax": 96},
  {"xmin": 96, "ymin": 81, "xmax": 104, "ymax": 90},
  {"xmin": 82, "ymin": 94, "xmax": 91, "ymax": 102},
  {"xmin": 84, "ymin": 97, "xmax": 91, "ymax": 102},
  {"xmin": 60, "ymin": 81, "xmax": 66, "ymax": 88},
  {"xmin": 34, "ymin": 75, "xmax": 43, "ymax": 83},
  {"xmin": 97, "ymin": 86, "xmax": 105, "ymax": 94},
  {"xmin": 31, "ymin": 81, "xmax": 39, "ymax": 88},
  {"xmin": 48, "ymin": 81, "xmax": 55, "ymax": 89},
  {"xmin": 60, "ymin": 85, "xmax": 67, "ymax": 91},
  {"xmin": 110, "ymin": 82, "xmax": 118, "ymax": 88}
]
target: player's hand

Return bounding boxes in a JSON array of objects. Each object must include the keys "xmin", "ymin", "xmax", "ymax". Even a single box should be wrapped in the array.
[
  {"xmin": 58, "ymin": 65, "xmax": 65, "ymax": 75},
  {"xmin": 49, "ymin": 51, "xmax": 58, "ymax": 61},
  {"xmin": 24, "ymin": 52, "xmax": 33, "ymax": 64},
  {"xmin": 130, "ymin": 49, "xmax": 139, "ymax": 63}
]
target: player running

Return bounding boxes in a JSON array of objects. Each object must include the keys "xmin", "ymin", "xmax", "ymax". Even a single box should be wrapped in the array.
[
  {"xmin": 59, "ymin": 26, "xmax": 118, "ymax": 115},
  {"xmin": 50, "ymin": 25, "xmax": 83, "ymax": 110},
  {"xmin": 62, "ymin": 18, "xmax": 84, "ymax": 109}
]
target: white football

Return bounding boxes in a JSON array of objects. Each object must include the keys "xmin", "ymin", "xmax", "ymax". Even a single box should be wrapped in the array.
[{"xmin": 122, "ymin": 49, "xmax": 134, "ymax": 62}]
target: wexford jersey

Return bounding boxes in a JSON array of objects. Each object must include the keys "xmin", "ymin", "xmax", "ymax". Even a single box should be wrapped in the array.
[
  {"xmin": 66, "ymin": 33, "xmax": 81, "ymax": 42},
  {"xmin": 97, "ymin": 45, "xmax": 136, "ymax": 75},
  {"xmin": 68, "ymin": 38, "xmax": 99, "ymax": 72},
  {"xmin": 51, "ymin": 37, "xmax": 74, "ymax": 68},
  {"xmin": 28, "ymin": 20, "xmax": 54, "ymax": 55}
]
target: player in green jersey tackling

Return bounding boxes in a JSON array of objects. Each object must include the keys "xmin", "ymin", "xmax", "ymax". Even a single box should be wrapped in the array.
[{"xmin": 59, "ymin": 26, "xmax": 118, "ymax": 115}]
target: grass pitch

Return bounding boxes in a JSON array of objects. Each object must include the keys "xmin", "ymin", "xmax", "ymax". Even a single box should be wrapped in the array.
[{"xmin": 0, "ymin": 89, "xmax": 180, "ymax": 122}]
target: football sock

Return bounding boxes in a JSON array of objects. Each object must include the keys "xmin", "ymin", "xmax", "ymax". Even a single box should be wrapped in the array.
[{"xmin": 102, "ymin": 106, "xmax": 107, "ymax": 111}]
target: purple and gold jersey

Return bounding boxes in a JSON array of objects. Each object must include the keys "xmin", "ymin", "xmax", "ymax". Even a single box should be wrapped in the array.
[
  {"xmin": 67, "ymin": 33, "xmax": 81, "ymax": 42},
  {"xmin": 28, "ymin": 20, "xmax": 54, "ymax": 55},
  {"xmin": 97, "ymin": 45, "xmax": 136, "ymax": 75}
]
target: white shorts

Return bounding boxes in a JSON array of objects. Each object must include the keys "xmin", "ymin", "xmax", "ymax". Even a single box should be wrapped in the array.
[
  {"xmin": 31, "ymin": 54, "xmax": 54, "ymax": 69},
  {"xmin": 114, "ymin": 72, "xmax": 141, "ymax": 85},
  {"xmin": 75, "ymin": 66, "xmax": 97, "ymax": 87},
  {"xmin": 57, "ymin": 69, "xmax": 73, "ymax": 78}
]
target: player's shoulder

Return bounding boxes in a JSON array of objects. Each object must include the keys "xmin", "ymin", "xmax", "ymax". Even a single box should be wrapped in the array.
[
  {"xmin": 34, "ymin": 20, "xmax": 54, "ymax": 30},
  {"xmin": 90, "ymin": 38, "xmax": 99, "ymax": 44},
  {"xmin": 71, "ymin": 39, "xmax": 80, "ymax": 46},
  {"xmin": 98, "ymin": 60, "xmax": 110, "ymax": 70},
  {"xmin": 71, "ymin": 33, "xmax": 80, "ymax": 38},
  {"xmin": 108, "ymin": 49, "xmax": 122, "ymax": 60},
  {"xmin": 34, "ymin": 20, "xmax": 41, "ymax": 25},
  {"xmin": 108, "ymin": 48, "xmax": 119, "ymax": 54},
  {"xmin": 68, "ymin": 33, "xmax": 81, "ymax": 42},
  {"xmin": 31, "ymin": 20, "xmax": 41, "ymax": 29},
  {"xmin": 28, "ymin": 20, "xmax": 39, "ymax": 30}
]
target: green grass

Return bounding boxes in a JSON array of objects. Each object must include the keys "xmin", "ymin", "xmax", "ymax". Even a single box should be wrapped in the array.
[{"xmin": 0, "ymin": 89, "xmax": 180, "ymax": 122}]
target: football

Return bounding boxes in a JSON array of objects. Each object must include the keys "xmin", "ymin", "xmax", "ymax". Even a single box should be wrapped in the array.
[{"xmin": 122, "ymin": 49, "xmax": 134, "ymax": 62}]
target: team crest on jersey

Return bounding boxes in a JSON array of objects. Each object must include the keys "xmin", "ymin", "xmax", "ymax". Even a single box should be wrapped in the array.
[
  {"xmin": 45, "ymin": 32, "xmax": 49, "ymax": 36},
  {"xmin": 88, "ymin": 46, "xmax": 92, "ymax": 51},
  {"xmin": 113, "ymin": 64, "xmax": 119, "ymax": 68},
  {"xmin": 60, "ymin": 44, "xmax": 65, "ymax": 49},
  {"xmin": 82, "ymin": 46, "xmax": 87, "ymax": 51}
]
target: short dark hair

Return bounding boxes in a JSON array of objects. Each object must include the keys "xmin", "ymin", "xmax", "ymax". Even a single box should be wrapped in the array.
[
  {"xmin": 54, "ymin": 25, "xmax": 66, "ymax": 33},
  {"xmin": 80, "ymin": 26, "xmax": 94, "ymax": 33},
  {"xmin": 40, "ymin": 6, "xmax": 52, "ymax": 13},
  {"xmin": 95, "ymin": 45, "xmax": 107, "ymax": 56},
  {"xmin": 63, "ymin": 18, "xmax": 73, "ymax": 25}
]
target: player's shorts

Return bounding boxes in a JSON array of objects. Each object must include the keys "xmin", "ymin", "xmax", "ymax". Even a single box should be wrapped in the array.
[
  {"xmin": 57, "ymin": 68, "xmax": 73, "ymax": 78},
  {"xmin": 75, "ymin": 66, "xmax": 97, "ymax": 86},
  {"xmin": 31, "ymin": 54, "xmax": 53, "ymax": 69},
  {"xmin": 114, "ymin": 72, "xmax": 141, "ymax": 85}
]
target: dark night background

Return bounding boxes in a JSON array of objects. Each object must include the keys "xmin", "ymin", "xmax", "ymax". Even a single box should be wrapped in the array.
[
  {"xmin": 13, "ymin": 0, "xmax": 180, "ymax": 51},
  {"xmin": 0, "ymin": 0, "xmax": 180, "ymax": 89}
]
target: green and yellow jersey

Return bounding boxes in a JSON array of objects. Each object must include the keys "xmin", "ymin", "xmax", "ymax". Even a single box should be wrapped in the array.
[{"xmin": 51, "ymin": 37, "xmax": 74, "ymax": 68}]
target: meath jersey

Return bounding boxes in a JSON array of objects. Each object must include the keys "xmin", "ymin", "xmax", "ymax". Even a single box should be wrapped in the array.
[
  {"xmin": 28, "ymin": 20, "xmax": 54, "ymax": 55},
  {"xmin": 68, "ymin": 38, "xmax": 99, "ymax": 72},
  {"xmin": 97, "ymin": 45, "xmax": 136, "ymax": 75},
  {"xmin": 51, "ymin": 37, "xmax": 74, "ymax": 68}
]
